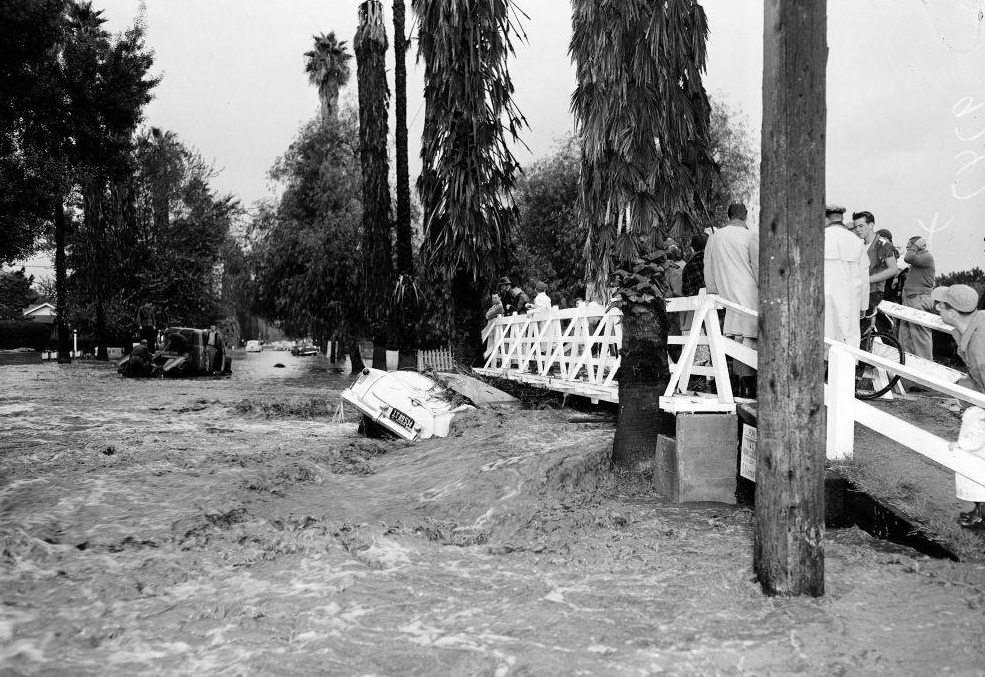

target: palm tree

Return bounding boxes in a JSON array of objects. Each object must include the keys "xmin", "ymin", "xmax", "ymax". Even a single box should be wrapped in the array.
[
  {"xmin": 571, "ymin": 0, "xmax": 716, "ymax": 303},
  {"xmin": 304, "ymin": 32, "xmax": 353, "ymax": 123},
  {"xmin": 355, "ymin": 0, "xmax": 393, "ymax": 368},
  {"xmin": 391, "ymin": 0, "xmax": 417, "ymax": 367},
  {"xmin": 570, "ymin": 0, "xmax": 716, "ymax": 467},
  {"xmin": 412, "ymin": 0, "xmax": 527, "ymax": 363},
  {"xmin": 392, "ymin": 0, "xmax": 413, "ymax": 278}
]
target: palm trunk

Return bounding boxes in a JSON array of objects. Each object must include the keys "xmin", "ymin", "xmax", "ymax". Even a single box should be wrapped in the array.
[
  {"xmin": 54, "ymin": 197, "xmax": 71, "ymax": 364},
  {"xmin": 348, "ymin": 339, "xmax": 366, "ymax": 373},
  {"xmin": 356, "ymin": 0, "xmax": 393, "ymax": 368},
  {"xmin": 612, "ymin": 304, "xmax": 674, "ymax": 468},
  {"xmin": 393, "ymin": 0, "xmax": 413, "ymax": 278}
]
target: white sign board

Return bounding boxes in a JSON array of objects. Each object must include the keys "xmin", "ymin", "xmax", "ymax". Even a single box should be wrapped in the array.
[{"xmin": 740, "ymin": 423, "xmax": 757, "ymax": 481}]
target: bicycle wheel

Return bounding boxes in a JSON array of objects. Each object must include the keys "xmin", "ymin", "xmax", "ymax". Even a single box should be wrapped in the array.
[{"xmin": 855, "ymin": 331, "xmax": 904, "ymax": 399}]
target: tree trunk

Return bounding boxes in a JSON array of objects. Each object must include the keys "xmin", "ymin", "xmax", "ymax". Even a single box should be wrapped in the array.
[
  {"xmin": 356, "ymin": 1, "xmax": 394, "ymax": 370},
  {"xmin": 449, "ymin": 269, "xmax": 486, "ymax": 369},
  {"xmin": 348, "ymin": 340, "xmax": 366, "ymax": 374},
  {"xmin": 371, "ymin": 322, "xmax": 388, "ymax": 370},
  {"xmin": 754, "ymin": 0, "xmax": 828, "ymax": 597},
  {"xmin": 612, "ymin": 305, "xmax": 674, "ymax": 468},
  {"xmin": 393, "ymin": 0, "xmax": 413, "ymax": 279},
  {"xmin": 54, "ymin": 197, "xmax": 72, "ymax": 364}
]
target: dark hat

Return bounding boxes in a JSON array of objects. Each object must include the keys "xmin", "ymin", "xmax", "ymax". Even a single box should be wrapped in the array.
[
  {"xmin": 825, "ymin": 203, "xmax": 846, "ymax": 215},
  {"xmin": 498, "ymin": 276, "xmax": 511, "ymax": 286}
]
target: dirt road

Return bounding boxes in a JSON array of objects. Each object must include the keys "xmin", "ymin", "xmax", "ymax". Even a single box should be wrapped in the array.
[{"xmin": 2, "ymin": 353, "xmax": 984, "ymax": 676}]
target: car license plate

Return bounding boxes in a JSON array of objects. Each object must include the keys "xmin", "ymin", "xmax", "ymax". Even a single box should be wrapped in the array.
[{"xmin": 388, "ymin": 407, "xmax": 414, "ymax": 430}]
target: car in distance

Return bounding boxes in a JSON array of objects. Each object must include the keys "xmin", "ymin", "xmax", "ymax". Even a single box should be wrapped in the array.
[
  {"xmin": 245, "ymin": 340, "xmax": 263, "ymax": 353},
  {"xmin": 291, "ymin": 341, "xmax": 319, "ymax": 356}
]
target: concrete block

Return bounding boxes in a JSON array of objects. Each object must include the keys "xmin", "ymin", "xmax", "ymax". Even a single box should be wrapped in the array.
[{"xmin": 652, "ymin": 412, "xmax": 738, "ymax": 503}]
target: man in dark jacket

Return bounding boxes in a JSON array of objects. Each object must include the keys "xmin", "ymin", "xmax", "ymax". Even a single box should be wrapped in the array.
[
  {"xmin": 126, "ymin": 339, "xmax": 154, "ymax": 377},
  {"xmin": 497, "ymin": 277, "xmax": 530, "ymax": 315}
]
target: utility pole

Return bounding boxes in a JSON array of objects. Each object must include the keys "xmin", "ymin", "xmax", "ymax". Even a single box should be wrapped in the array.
[{"xmin": 754, "ymin": 0, "xmax": 828, "ymax": 596}]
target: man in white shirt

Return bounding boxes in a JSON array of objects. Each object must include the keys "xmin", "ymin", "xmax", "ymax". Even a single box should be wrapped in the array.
[
  {"xmin": 704, "ymin": 203, "xmax": 759, "ymax": 397},
  {"xmin": 823, "ymin": 204, "xmax": 868, "ymax": 347}
]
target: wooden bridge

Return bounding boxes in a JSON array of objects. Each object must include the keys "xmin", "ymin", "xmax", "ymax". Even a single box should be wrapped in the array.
[{"xmin": 475, "ymin": 293, "xmax": 985, "ymax": 489}]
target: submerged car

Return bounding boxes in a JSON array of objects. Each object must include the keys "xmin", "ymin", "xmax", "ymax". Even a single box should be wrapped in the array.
[
  {"xmin": 245, "ymin": 340, "xmax": 263, "ymax": 352},
  {"xmin": 340, "ymin": 368, "xmax": 474, "ymax": 441},
  {"xmin": 118, "ymin": 327, "xmax": 232, "ymax": 377},
  {"xmin": 291, "ymin": 341, "xmax": 319, "ymax": 356}
]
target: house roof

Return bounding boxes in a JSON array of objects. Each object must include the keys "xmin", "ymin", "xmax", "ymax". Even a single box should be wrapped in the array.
[{"xmin": 23, "ymin": 302, "xmax": 55, "ymax": 316}]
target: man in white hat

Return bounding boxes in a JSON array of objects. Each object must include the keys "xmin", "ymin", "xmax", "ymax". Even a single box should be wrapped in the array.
[
  {"xmin": 823, "ymin": 204, "xmax": 868, "ymax": 347},
  {"xmin": 933, "ymin": 284, "xmax": 985, "ymax": 528}
]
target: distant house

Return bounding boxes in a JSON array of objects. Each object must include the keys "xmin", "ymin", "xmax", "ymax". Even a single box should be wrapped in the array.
[{"xmin": 22, "ymin": 302, "xmax": 55, "ymax": 324}]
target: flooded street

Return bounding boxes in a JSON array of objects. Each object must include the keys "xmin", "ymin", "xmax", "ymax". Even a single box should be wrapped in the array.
[{"xmin": 2, "ymin": 352, "xmax": 985, "ymax": 676}]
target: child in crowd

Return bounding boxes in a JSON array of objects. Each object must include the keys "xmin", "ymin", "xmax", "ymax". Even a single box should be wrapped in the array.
[{"xmin": 533, "ymin": 281, "xmax": 552, "ymax": 310}]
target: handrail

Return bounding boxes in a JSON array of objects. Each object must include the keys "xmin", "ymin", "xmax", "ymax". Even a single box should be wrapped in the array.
[{"xmin": 480, "ymin": 292, "xmax": 983, "ymax": 490}]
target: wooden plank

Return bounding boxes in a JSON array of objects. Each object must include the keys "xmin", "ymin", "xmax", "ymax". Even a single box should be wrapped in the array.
[
  {"xmin": 853, "ymin": 399, "xmax": 985, "ymax": 486},
  {"xmin": 878, "ymin": 300, "xmax": 953, "ymax": 334}
]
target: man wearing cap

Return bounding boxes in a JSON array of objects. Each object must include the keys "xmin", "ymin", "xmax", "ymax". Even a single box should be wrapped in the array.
[
  {"xmin": 899, "ymin": 236, "xmax": 936, "ymax": 376},
  {"xmin": 824, "ymin": 204, "xmax": 868, "ymax": 347},
  {"xmin": 497, "ymin": 277, "xmax": 530, "ymax": 315},
  {"xmin": 932, "ymin": 284, "xmax": 985, "ymax": 527},
  {"xmin": 852, "ymin": 211, "xmax": 899, "ymax": 334},
  {"xmin": 704, "ymin": 203, "xmax": 759, "ymax": 397}
]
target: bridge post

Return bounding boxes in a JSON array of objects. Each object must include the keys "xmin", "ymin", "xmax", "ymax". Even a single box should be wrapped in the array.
[{"xmin": 825, "ymin": 345, "xmax": 856, "ymax": 461}]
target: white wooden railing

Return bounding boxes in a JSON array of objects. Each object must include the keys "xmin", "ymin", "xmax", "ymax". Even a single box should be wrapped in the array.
[
  {"xmin": 477, "ymin": 294, "xmax": 985, "ymax": 490},
  {"xmin": 477, "ymin": 303, "xmax": 622, "ymax": 403}
]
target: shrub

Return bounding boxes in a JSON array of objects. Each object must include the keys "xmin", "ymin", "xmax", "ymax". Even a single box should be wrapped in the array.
[{"xmin": 0, "ymin": 321, "xmax": 53, "ymax": 351}]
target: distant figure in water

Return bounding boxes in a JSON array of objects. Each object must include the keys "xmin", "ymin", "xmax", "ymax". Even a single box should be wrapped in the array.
[{"xmin": 126, "ymin": 340, "xmax": 154, "ymax": 377}]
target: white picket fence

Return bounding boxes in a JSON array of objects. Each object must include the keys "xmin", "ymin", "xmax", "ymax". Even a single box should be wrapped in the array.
[{"xmin": 477, "ymin": 294, "xmax": 985, "ymax": 490}]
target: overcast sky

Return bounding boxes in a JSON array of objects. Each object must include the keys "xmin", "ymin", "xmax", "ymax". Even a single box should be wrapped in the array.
[{"xmin": 20, "ymin": 0, "xmax": 985, "ymax": 279}]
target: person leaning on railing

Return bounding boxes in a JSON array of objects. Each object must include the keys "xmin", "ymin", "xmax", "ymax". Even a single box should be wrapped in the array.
[{"xmin": 933, "ymin": 284, "xmax": 985, "ymax": 528}]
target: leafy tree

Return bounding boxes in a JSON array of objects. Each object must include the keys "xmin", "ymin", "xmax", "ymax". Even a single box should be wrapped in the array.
[
  {"xmin": 511, "ymin": 134, "xmax": 586, "ymax": 308},
  {"xmin": 0, "ymin": 268, "xmax": 41, "ymax": 319},
  {"xmin": 305, "ymin": 32, "xmax": 353, "ymax": 123},
  {"xmin": 65, "ymin": 3, "xmax": 157, "ymax": 359},
  {"xmin": 251, "ymin": 108, "xmax": 366, "ymax": 354},
  {"xmin": 705, "ymin": 95, "xmax": 758, "ymax": 226},
  {"xmin": 412, "ymin": 0, "xmax": 527, "ymax": 362},
  {"xmin": 0, "ymin": 0, "xmax": 66, "ymax": 264},
  {"xmin": 355, "ymin": 0, "xmax": 394, "ymax": 366}
]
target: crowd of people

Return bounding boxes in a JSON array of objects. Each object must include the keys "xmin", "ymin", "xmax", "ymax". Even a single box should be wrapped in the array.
[{"xmin": 484, "ymin": 203, "xmax": 984, "ymax": 528}]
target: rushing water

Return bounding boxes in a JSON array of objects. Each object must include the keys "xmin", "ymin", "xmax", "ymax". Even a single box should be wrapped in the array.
[{"xmin": 2, "ymin": 352, "xmax": 985, "ymax": 676}]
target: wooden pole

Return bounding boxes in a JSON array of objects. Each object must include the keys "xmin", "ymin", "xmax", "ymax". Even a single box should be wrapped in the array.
[{"xmin": 754, "ymin": 0, "xmax": 828, "ymax": 596}]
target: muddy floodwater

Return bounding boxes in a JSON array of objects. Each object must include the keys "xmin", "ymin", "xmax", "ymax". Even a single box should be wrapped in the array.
[{"xmin": 2, "ymin": 351, "xmax": 985, "ymax": 676}]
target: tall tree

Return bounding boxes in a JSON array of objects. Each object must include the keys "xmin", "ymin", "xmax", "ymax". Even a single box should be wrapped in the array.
[
  {"xmin": 304, "ymin": 32, "xmax": 353, "ymax": 123},
  {"xmin": 570, "ymin": 0, "xmax": 716, "ymax": 467},
  {"xmin": 0, "ymin": 0, "xmax": 66, "ymax": 264},
  {"xmin": 355, "ymin": 0, "xmax": 394, "ymax": 369},
  {"xmin": 252, "ymin": 108, "xmax": 366, "ymax": 355},
  {"xmin": 571, "ymin": 0, "xmax": 717, "ymax": 302},
  {"xmin": 412, "ymin": 0, "xmax": 527, "ymax": 362},
  {"xmin": 392, "ymin": 0, "xmax": 413, "ymax": 279},
  {"xmin": 754, "ymin": 0, "xmax": 828, "ymax": 597},
  {"xmin": 63, "ymin": 2, "xmax": 157, "ymax": 360}
]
